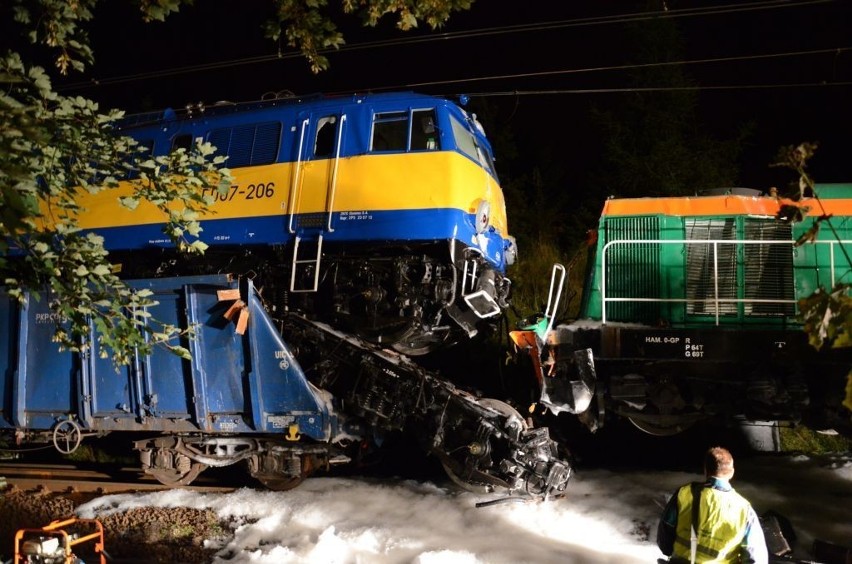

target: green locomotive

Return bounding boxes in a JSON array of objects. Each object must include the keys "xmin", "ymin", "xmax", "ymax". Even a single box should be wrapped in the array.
[{"xmin": 525, "ymin": 184, "xmax": 852, "ymax": 439}]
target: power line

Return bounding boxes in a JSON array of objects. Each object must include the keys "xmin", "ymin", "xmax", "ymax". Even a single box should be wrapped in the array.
[
  {"xmin": 459, "ymin": 81, "xmax": 852, "ymax": 98},
  {"xmin": 397, "ymin": 47, "xmax": 852, "ymax": 90},
  {"xmin": 343, "ymin": 0, "xmax": 835, "ymax": 46},
  {"xmin": 310, "ymin": 0, "xmax": 834, "ymax": 53},
  {"xmin": 59, "ymin": 0, "xmax": 838, "ymax": 91}
]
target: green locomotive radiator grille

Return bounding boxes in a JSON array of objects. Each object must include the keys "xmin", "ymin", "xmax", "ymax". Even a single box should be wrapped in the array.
[
  {"xmin": 685, "ymin": 218, "xmax": 737, "ymax": 316},
  {"xmin": 685, "ymin": 218, "xmax": 794, "ymax": 318},
  {"xmin": 743, "ymin": 219, "xmax": 795, "ymax": 316},
  {"xmin": 605, "ymin": 216, "xmax": 661, "ymax": 323}
]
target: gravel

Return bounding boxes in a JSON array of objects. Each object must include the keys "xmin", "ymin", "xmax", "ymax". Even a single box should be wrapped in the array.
[{"xmin": 0, "ymin": 487, "xmax": 234, "ymax": 563}]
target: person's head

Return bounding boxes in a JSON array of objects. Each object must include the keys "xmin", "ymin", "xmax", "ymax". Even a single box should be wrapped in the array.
[{"xmin": 704, "ymin": 446, "xmax": 735, "ymax": 480}]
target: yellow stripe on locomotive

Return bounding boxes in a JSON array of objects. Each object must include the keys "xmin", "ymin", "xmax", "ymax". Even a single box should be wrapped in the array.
[{"xmin": 74, "ymin": 152, "xmax": 506, "ymax": 234}]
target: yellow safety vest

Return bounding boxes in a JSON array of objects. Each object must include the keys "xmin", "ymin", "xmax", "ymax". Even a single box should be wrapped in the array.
[{"xmin": 672, "ymin": 482, "xmax": 751, "ymax": 563}]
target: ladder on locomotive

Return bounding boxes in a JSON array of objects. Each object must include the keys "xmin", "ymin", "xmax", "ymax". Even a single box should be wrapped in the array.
[{"xmin": 287, "ymin": 114, "xmax": 347, "ymax": 293}]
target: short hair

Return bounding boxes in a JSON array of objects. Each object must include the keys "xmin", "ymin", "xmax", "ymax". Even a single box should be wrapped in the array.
[{"xmin": 704, "ymin": 446, "xmax": 734, "ymax": 479}]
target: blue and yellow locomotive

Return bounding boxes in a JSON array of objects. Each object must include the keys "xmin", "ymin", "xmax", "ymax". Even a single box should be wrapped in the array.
[{"xmin": 77, "ymin": 92, "xmax": 516, "ymax": 354}]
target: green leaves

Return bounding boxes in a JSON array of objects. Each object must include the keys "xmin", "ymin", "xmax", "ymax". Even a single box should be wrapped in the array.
[
  {"xmin": 268, "ymin": 0, "xmax": 474, "ymax": 73},
  {"xmin": 10, "ymin": 0, "xmax": 96, "ymax": 73},
  {"xmin": 139, "ymin": 0, "xmax": 187, "ymax": 23},
  {"xmin": 771, "ymin": 142, "xmax": 821, "ymax": 201},
  {"xmin": 797, "ymin": 285, "xmax": 852, "ymax": 412},
  {"xmin": 798, "ymin": 285, "xmax": 852, "ymax": 350},
  {"xmin": 1, "ymin": 53, "xmax": 230, "ymax": 367},
  {"xmin": 775, "ymin": 143, "xmax": 852, "ymax": 414}
]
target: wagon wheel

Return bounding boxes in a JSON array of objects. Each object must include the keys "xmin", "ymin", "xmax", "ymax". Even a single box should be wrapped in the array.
[
  {"xmin": 441, "ymin": 398, "xmax": 528, "ymax": 493},
  {"xmin": 52, "ymin": 419, "xmax": 83, "ymax": 455},
  {"xmin": 253, "ymin": 455, "xmax": 314, "ymax": 491},
  {"xmin": 628, "ymin": 416, "xmax": 694, "ymax": 437},
  {"xmin": 254, "ymin": 475, "xmax": 304, "ymax": 491},
  {"xmin": 148, "ymin": 456, "xmax": 206, "ymax": 487}
]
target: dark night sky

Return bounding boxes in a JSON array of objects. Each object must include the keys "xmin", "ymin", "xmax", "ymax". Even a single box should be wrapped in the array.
[{"xmin": 48, "ymin": 0, "xmax": 852, "ymax": 189}]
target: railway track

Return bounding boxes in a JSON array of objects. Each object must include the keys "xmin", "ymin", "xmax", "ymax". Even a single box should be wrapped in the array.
[{"xmin": 0, "ymin": 462, "xmax": 238, "ymax": 496}]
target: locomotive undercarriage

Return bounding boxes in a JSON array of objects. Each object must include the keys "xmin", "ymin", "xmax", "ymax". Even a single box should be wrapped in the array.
[
  {"xmin": 115, "ymin": 240, "xmax": 509, "ymax": 356},
  {"xmin": 293, "ymin": 241, "xmax": 510, "ymax": 356},
  {"xmin": 603, "ymin": 360, "xmax": 812, "ymax": 436},
  {"xmin": 283, "ymin": 315, "xmax": 571, "ymax": 499},
  {"xmin": 534, "ymin": 324, "xmax": 852, "ymax": 439}
]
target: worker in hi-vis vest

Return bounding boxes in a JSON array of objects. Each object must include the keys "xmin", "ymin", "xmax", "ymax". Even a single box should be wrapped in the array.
[{"xmin": 657, "ymin": 446, "xmax": 768, "ymax": 564}]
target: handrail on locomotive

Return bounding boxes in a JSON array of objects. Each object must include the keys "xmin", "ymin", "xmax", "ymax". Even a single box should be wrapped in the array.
[{"xmin": 600, "ymin": 238, "xmax": 852, "ymax": 324}]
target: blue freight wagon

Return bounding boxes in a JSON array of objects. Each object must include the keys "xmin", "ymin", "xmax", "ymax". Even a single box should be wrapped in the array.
[
  {"xmin": 0, "ymin": 275, "xmax": 571, "ymax": 498},
  {"xmin": 1, "ymin": 274, "xmax": 348, "ymax": 489}
]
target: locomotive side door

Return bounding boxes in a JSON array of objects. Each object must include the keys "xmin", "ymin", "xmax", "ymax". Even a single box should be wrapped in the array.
[
  {"xmin": 287, "ymin": 111, "xmax": 347, "ymax": 235},
  {"xmin": 287, "ymin": 110, "xmax": 347, "ymax": 292}
]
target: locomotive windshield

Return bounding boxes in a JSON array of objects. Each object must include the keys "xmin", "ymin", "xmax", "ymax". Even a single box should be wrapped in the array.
[
  {"xmin": 370, "ymin": 109, "xmax": 439, "ymax": 152},
  {"xmin": 448, "ymin": 114, "xmax": 497, "ymax": 179}
]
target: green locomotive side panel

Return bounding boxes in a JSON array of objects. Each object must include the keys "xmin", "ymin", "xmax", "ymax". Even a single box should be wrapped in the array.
[
  {"xmin": 792, "ymin": 184, "xmax": 852, "ymax": 297},
  {"xmin": 578, "ymin": 186, "xmax": 852, "ymax": 329}
]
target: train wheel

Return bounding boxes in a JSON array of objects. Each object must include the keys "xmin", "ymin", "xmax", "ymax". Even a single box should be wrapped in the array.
[
  {"xmin": 628, "ymin": 416, "xmax": 694, "ymax": 436},
  {"xmin": 149, "ymin": 463, "xmax": 205, "ymax": 487},
  {"xmin": 440, "ymin": 398, "xmax": 528, "ymax": 493},
  {"xmin": 251, "ymin": 453, "xmax": 314, "ymax": 491},
  {"xmin": 479, "ymin": 398, "xmax": 529, "ymax": 433},
  {"xmin": 254, "ymin": 475, "xmax": 303, "ymax": 491},
  {"xmin": 441, "ymin": 460, "xmax": 493, "ymax": 494}
]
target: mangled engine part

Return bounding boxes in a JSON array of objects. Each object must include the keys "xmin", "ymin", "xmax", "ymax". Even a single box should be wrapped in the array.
[{"xmin": 286, "ymin": 315, "xmax": 572, "ymax": 501}]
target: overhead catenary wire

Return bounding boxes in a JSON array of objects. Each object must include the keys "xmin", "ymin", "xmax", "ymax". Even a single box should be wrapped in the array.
[
  {"xmin": 455, "ymin": 81, "xmax": 852, "ymax": 98},
  {"xmin": 397, "ymin": 47, "xmax": 852, "ymax": 91},
  {"xmin": 57, "ymin": 0, "xmax": 840, "ymax": 92}
]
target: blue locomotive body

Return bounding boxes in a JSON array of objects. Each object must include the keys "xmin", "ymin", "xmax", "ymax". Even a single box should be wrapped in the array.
[{"xmin": 74, "ymin": 92, "xmax": 517, "ymax": 354}]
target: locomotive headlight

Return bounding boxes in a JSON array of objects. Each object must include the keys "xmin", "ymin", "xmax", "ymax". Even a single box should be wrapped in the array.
[
  {"xmin": 505, "ymin": 236, "xmax": 518, "ymax": 266},
  {"xmin": 475, "ymin": 200, "xmax": 491, "ymax": 234}
]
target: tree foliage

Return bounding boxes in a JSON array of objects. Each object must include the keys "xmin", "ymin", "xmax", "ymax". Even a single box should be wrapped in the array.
[
  {"xmin": 265, "ymin": 0, "xmax": 474, "ymax": 72},
  {"xmin": 2, "ymin": 0, "xmax": 473, "ymax": 365},
  {"xmin": 0, "ymin": 51, "xmax": 230, "ymax": 364},
  {"xmin": 774, "ymin": 142, "xmax": 852, "ymax": 412}
]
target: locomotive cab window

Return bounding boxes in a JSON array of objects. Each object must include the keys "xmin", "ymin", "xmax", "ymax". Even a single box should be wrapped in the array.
[
  {"xmin": 371, "ymin": 112, "xmax": 408, "ymax": 151},
  {"xmin": 449, "ymin": 115, "xmax": 497, "ymax": 178},
  {"xmin": 450, "ymin": 115, "xmax": 478, "ymax": 161},
  {"xmin": 410, "ymin": 110, "xmax": 438, "ymax": 151},
  {"xmin": 370, "ymin": 109, "xmax": 439, "ymax": 152}
]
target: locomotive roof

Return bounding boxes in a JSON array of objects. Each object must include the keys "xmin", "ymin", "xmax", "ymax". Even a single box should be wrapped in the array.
[
  {"xmin": 601, "ymin": 184, "xmax": 852, "ymax": 218},
  {"xmin": 116, "ymin": 91, "xmax": 457, "ymax": 131}
]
